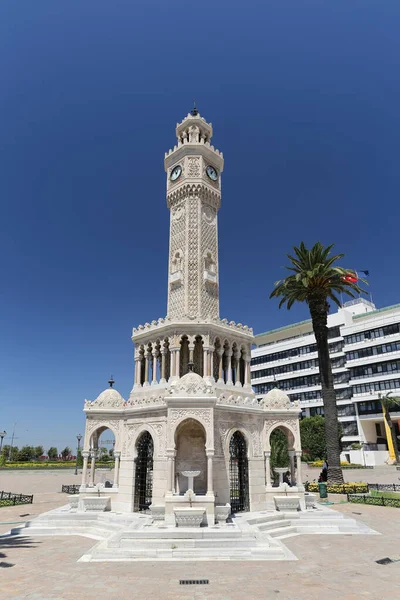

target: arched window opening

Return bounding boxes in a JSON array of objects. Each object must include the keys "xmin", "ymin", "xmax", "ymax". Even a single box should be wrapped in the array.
[
  {"xmin": 134, "ymin": 432, "xmax": 154, "ymax": 511},
  {"xmin": 229, "ymin": 431, "xmax": 249, "ymax": 512}
]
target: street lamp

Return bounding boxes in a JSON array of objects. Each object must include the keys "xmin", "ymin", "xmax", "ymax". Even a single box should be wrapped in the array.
[
  {"xmin": 0, "ymin": 431, "xmax": 6, "ymax": 454},
  {"xmin": 75, "ymin": 434, "xmax": 83, "ymax": 476}
]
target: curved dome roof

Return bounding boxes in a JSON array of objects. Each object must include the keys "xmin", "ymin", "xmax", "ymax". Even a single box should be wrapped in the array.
[
  {"xmin": 262, "ymin": 387, "xmax": 292, "ymax": 410},
  {"xmin": 93, "ymin": 388, "xmax": 125, "ymax": 408}
]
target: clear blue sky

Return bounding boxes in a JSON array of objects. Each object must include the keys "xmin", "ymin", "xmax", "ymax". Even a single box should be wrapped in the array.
[{"xmin": 1, "ymin": 1, "xmax": 399, "ymax": 452}]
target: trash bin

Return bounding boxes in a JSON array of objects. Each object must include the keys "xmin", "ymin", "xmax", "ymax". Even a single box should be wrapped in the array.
[{"xmin": 318, "ymin": 482, "xmax": 328, "ymax": 499}]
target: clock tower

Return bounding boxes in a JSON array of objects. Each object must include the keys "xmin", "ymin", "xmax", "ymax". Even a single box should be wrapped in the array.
[{"xmin": 164, "ymin": 108, "xmax": 224, "ymax": 320}]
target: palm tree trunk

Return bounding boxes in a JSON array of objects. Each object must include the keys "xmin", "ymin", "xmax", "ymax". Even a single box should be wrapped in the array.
[{"xmin": 309, "ymin": 298, "xmax": 344, "ymax": 484}]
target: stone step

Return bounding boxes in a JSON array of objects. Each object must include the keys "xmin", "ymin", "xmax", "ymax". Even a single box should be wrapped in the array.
[
  {"xmin": 81, "ymin": 544, "xmax": 286, "ymax": 562},
  {"xmin": 267, "ymin": 526, "xmax": 298, "ymax": 538},
  {"xmin": 258, "ymin": 519, "xmax": 292, "ymax": 532},
  {"xmin": 118, "ymin": 536, "xmax": 259, "ymax": 549},
  {"xmin": 112, "ymin": 527, "xmax": 243, "ymax": 540}
]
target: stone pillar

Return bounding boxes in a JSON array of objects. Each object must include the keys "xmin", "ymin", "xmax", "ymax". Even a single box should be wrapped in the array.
[
  {"xmin": 188, "ymin": 340, "xmax": 195, "ymax": 365},
  {"xmin": 234, "ymin": 350, "xmax": 242, "ymax": 387},
  {"xmin": 226, "ymin": 350, "xmax": 233, "ymax": 385},
  {"xmin": 89, "ymin": 452, "xmax": 96, "ymax": 487},
  {"xmin": 175, "ymin": 348, "xmax": 180, "ymax": 378},
  {"xmin": 80, "ymin": 451, "xmax": 90, "ymax": 491},
  {"xmin": 144, "ymin": 351, "xmax": 151, "ymax": 387},
  {"xmin": 289, "ymin": 451, "xmax": 296, "ymax": 485},
  {"xmin": 295, "ymin": 451, "xmax": 303, "ymax": 489},
  {"xmin": 134, "ymin": 356, "xmax": 142, "ymax": 387},
  {"xmin": 209, "ymin": 351, "xmax": 213, "ymax": 380},
  {"xmin": 217, "ymin": 348, "xmax": 224, "ymax": 383},
  {"xmin": 160, "ymin": 346, "xmax": 167, "ymax": 383},
  {"xmin": 113, "ymin": 451, "xmax": 121, "ymax": 488},
  {"xmin": 151, "ymin": 349, "xmax": 158, "ymax": 385},
  {"xmin": 244, "ymin": 356, "xmax": 251, "ymax": 389},
  {"xmin": 206, "ymin": 452, "xmax": 214, "ymax": 495},
  {"xmin": 203, "ymin": 347, "xmax": 209, "ymax": 377},
  {"xmin": 264, "ymin": 451, "xmax": 272, "ymax": 488}
]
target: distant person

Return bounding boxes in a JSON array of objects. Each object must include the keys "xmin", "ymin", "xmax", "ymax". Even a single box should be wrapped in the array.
[
  {"xmin": 322, "ymin": 459, "xmax": 328, "ymax": 482},
  {"xmin": 283, "ymin": 471, "xmax": 292, "ymax": 486}
]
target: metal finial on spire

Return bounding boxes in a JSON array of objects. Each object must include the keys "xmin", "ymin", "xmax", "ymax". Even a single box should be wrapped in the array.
[
  {"xmin": 191, "ymin": 100, "xmax": 198, "ymax": 116},
  {"xmin": 108, "ymin": 375, "xmax": 115, "ymax": 388}
]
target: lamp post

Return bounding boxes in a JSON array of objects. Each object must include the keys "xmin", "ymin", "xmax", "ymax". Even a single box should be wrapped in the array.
[
  {"xmin": 75, "ymin": 434, "xmax": 82, "ymax": 476},
  {"xmin": 0, "ymin": 431, "xmax": 6, "ymax": 454}
]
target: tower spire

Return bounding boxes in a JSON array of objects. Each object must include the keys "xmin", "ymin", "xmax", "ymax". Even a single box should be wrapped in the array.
[{"xmin": 191, "ymin": 100, "xmax": 198, "ymax": 116}]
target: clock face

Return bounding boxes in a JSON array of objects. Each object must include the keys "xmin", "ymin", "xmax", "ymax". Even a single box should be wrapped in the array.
[
  {"xmin": 170, "ymin": 165, "xmax": 182, "ymax": 182},
  {"xmin": 206, "ymin": 165, "xmax": 218, "ymax": 181}
]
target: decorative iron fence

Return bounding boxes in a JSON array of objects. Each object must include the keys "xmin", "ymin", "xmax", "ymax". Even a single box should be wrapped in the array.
[
  {"xmin": 347, "ymin": 494, "xmax": 400, "ymax": 508},
  {"xmin": 368, "ymin": 483, "xmax": 400, "ymax": 493},
  {"xmin": 0, "ymin": 491, "xmax": 34, "ymax": 507},
  {"xmin": 61, "ymin": 484, "xmax": 80, "ymax": 494}
]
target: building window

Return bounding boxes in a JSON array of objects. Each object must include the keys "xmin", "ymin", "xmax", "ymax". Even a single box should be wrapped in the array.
[
  {"xmin": 342, "ymin": 421, "xmax": 358, "ymax": 436},
  {"xmin": 344, "ymin": 322, "xmax": 400, "ymax": 346}
]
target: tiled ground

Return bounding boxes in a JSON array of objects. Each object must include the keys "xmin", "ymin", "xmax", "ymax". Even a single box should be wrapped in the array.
[
  {"xmin": 1, "ymin": 467, "xmax": 400, "ymax": 599},
  {"xmin": 1, "ymin": 503, "xmax": 400, "ymax": 599}
]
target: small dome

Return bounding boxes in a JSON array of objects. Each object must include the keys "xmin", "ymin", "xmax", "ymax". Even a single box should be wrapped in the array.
[
  {"xmin": 169, "ymin": 371, "xmax": 213, "ymax": 396},
  {"xmin": 179, "ymin": 372, "xmax": 204, "ymax": 384},
  {"xmin": 261, "ymin": 387, "xmax": 292, "ymax": 410},
  {"xmin": 92, "ymin": 388, "xmax": 125, "ymax": 408}
]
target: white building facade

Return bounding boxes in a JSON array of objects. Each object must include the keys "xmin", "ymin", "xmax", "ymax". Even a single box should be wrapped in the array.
[
  {"xmin": 79, "ymin": 109, "xmax": 304, "ymax": 521},
  {"xmin": 251, "ymin": 299, "xmax": 400, "ymax": 466}
]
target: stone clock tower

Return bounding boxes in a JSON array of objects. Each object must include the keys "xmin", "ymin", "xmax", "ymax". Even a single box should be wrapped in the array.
[
  {"xmin": 79, "ymin": 108, "xmax": 304, "ymax": 524},
  {"xmin": 164, "ymin": 108, "xmax": 224, "ymax": 320}
]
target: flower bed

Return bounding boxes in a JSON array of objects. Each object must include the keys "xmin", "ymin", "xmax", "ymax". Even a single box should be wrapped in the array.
[
  {"xmin": 308, "ymin": 460, "xmax": 365, "ymax": 468},
  {"xmin": 306, "ymin": 482, "xmax": 369, "ymax": 494}
]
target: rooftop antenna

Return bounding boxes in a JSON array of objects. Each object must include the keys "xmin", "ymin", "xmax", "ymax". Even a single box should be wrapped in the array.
[
  {"xmin": 108, "ymin": 374, "xmax": 115, "ymax": 388},
  {"xmin": 191, "ymin": 100, "xmax": 198, "ymax": 116}
]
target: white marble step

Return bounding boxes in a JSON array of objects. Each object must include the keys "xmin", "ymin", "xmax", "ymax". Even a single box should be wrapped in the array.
[
  {"xmin": 81, "ymin": 544, "xmax": 287, "ymax": 562},
  {"xmin": 258, "ymin": 519, "xmax": 292, "ymax": 532},
  {"xmin": 267, "ymin": 526, "xmax": 298, "ymax": 538},
  {"xmin": 118, "ymin": 536, "xmax": 258, "ymax": 549}
]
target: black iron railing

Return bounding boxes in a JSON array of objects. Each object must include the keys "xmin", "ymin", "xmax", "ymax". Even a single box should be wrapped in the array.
[
  {"xmin": 347, "ymin": 494, "xmax": 400, "ymax": 508},
  {"xmin": 368, "ymin": 483, "xmax": 400, "ymax": 492},
  {"xmin": 0, "ymin": 491, "xmax": 33, "ymax": 507},
  {"xmin": 61, "ymin": 484, "xmax": 80, "ymax": 494}
]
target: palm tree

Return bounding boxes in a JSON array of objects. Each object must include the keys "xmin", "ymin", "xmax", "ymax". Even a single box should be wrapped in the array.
[
  {"xmin": 270, "ymin": 242, "xmax": 366, "ymax": 483},
  {"xmin": 378, "ymin": 392, "xmax": 400, "ymax": 464}
]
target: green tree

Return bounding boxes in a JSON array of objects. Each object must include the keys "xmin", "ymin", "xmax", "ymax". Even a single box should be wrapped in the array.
[
  {"xmin": 270, "ymin": 241, "xmax": 366, "ymax": 483},
  {"xmin": 47, "ymin": 447, "xmax": 58, "ymax": 460},
  {"xmin": 300, "ymin": 416, "xmax": 327, "ymax": 461},
  {"xmin": 34, "ymin": 446, "xmax": 44, "ymax": 459},
  {"xmin": 17, "ymin": 446, "xmax": 35, "ymax": 462},
  {"xmin": 61, "ymin": 447, "xmax": 71, "ymax": 460},
  {"xmin": 76, "ymin": 448, "xmax": 83, "ymax": 467},
  {"xmin": 379, "ymin": 392, "xmax": 400, "ymax": 463},
  {"xmin": 270, "ymin": 429, "xmax": 289, "ymax": 471}
]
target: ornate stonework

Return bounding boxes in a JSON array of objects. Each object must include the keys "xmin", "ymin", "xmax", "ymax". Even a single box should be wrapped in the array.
[
  {"xmin": 261, "ymin": 387, "xmax": 300, "ymax": 411},
  {"xmin": 169, "ymin": 372, "xmax": 213, "ymax": 396},
  {"xmin": 85, "ymin": 388, "xmax": 126, "ymax": 409},
  {"xmin": 80, "ymin": 110, "xmax": 305, "ymax": 516}
]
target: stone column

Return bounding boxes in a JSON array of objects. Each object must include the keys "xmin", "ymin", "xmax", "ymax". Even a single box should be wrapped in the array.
[
  {"xmin": 151, "ymin": 348, "xmax": 158, "ymax": 385},
  {"xmin": 160, "ymin": 346, "xmax": 167, "ymax": 383},
  {"xmin": 175, "ymin": 347, "xmax": 180, "ymax": 377},
  {"xmin": 209, "ymin": 351, "xmax": 213, "ymax": 380},
  {"xmin": 206, "ymin": 452, "xmax": 214, "ymax": 495},
  {"xmin": 226, "ymin": 350, "xmax": 233, "ymax": 385},
  {"xmin": 264, "ymin": 451, "xmax": 272, "ymax": 488},
  {"xmin": 244, "ymin": 356, "xmax": 251, "ymax": 389},
  {"xmin": 134, "ymin": 356, "xmax": 142, "ymax": 387},
  {"xmin": 89, "ymin": 452, "xmax": 96, "ymax": 487},
  {"xmin": 217, "ymin": 348, "xmax": 224, "ymax": 383},
  {"xmin": 289, "ymin": 451, "xmax": 296, "ymax": 485},
  {"xmin": 144, "ymin": 351, "xmax": 151, "ymax": 387},
  {"xmin": 295, "ymin": 451, "xmax": 304, "ymax": 489},
  {"xmin": 80, "ymin": 451, "xmax": 90, "ymax": 491},
  {"xmin": 203, "ymin": 347, "xmax": 209, "ymax": 377},
  {"xmin": 113, "ymin": 451, "xmax": 121, "ymax": 488},
  {"xmin": 166, "ymin": 456, "xmax": 172, "ymax": 493},
  {"xmin": 234, "ymin": 350, "xmax": 242, "ymax": 387}
]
